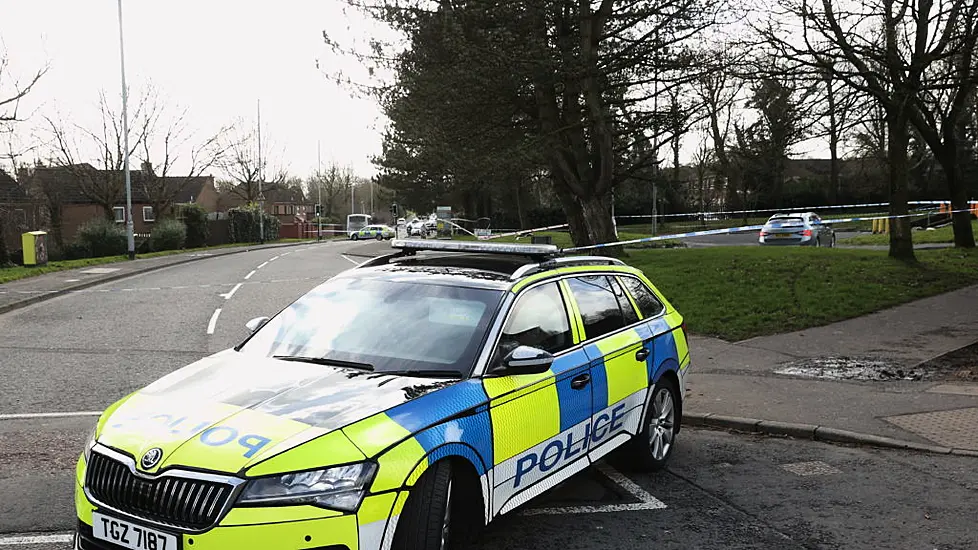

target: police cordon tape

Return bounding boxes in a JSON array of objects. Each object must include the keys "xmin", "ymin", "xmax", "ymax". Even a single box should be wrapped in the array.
[
  {"xmin": 615, "ymin": 200, "xmax": 975, "ymax": 219},
  {"xmin": 560, "ymin": 207, "xmax": 975, "ymax": 253}
]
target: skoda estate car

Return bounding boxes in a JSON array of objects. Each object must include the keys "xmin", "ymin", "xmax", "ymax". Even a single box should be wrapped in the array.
[
  {"xmin": 759, "ymin": 212, "xmax": 836, "ymax": 247},
  {"xmin": 75, "ymin": 239, "xmax": 691, "ymax": 550}
]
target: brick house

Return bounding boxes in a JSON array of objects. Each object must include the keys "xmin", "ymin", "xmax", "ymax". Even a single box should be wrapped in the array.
[
  {"xmin": 0, "ymin": 169, "xmax": 44, "ymax": 252},
  {"xmin": 19, "ymin": 163, "xmax": 218, "ymax": 245},
  {"xmin": 217, "ymin": 183, "xmax": 314, "ymax": 238}
]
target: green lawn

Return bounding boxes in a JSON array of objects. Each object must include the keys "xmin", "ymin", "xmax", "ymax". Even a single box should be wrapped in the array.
[
  {"xmin": 0, "ymin": 239, "xmax": 320, "ymax": 284},
  {"xmin": 842, "ymin": 220, "xmax": 978, "ymax": 245},
  {"xmin": 627, "ymin": 246, "xmax": 978, "ymax": 342},
  {"xmin": 457, "ymin": 230, "xmax": 681, "ymax": 249}
]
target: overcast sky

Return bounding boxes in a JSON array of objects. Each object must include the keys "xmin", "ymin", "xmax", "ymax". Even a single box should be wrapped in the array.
[
  {"xmin": 0, "ymin": 0, "xmax": 385, "ymax": 178},
  {"xmin": 1, "ymin": 1, "xmax": 832, "ymax": 183}
]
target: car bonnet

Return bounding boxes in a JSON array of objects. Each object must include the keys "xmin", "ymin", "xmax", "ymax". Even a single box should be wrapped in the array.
[{"xmin": 94, "ymin": 350, "xmax": 465, "ymax": 476}]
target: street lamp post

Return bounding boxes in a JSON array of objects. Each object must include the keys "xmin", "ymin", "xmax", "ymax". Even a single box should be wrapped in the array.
[
  {"xmin": 116, "ymin": 0, "xmax": 135, "ymax": 260},
  {"xmin": 317, "ymin": 140, "xmax": 322, "ymax": 242},
  {"xmin": 257, "ymin": 99, "xmax": 264, "ymax": 244}
]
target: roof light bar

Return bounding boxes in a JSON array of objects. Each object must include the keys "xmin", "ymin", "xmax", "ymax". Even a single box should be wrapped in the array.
[{"xmin": 390, "ymin": 239, "xmax": 558, "ymax": 257}]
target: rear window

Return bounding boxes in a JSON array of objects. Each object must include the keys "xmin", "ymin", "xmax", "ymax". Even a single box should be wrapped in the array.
[
  {"xmin": 240, "ymin": 278, "xmax": 503, "ymax": 375},
  {"xmin": 769, "ymin": 217, "xmax": 804, "ymax": 224}
]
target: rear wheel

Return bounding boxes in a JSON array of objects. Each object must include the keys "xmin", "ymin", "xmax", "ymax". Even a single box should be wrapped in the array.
[
  {"xmin": 392, "ymin": 461, "xmax": 480, "ymax": 550},
  {"xmin": 629, "ymin": 377, "xmax": 680, "ymax": 472},
  {"xmin": 351, "ymin": 234, "xmax": 359, "ymax": 240},
  {"xmin": 376, "ymin": 233, "xmax": 384, "ymax": 241}
]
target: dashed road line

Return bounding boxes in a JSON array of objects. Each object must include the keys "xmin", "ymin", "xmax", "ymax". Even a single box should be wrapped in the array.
[
  {"xmin": 520, "ymin": 464, "xmax": 666, "ymax": 516},
  {"xmin": 0, "ymin": 411, "xmax": 101, "ymax": 420},
  {"xmin": 269, "ymin": 255, "xmax": 280, "ymax": 262},
  {"xmin": 206, "ymin": 308, "xmax": 222, "ymax": 335},
  {"xmin": 257, "ymin": 261, "xmax": 269, "ymax": 269},
  {"xmin": 245, "ymin": 270, "xmax": 256, "ymax": 280},
  {"xmin": 0, "ymin": 533, "xmax": 73, "ymax": 546},
  {"xmin": 220, "ymin": 283, "xmax": 243, "ymax": 300}
]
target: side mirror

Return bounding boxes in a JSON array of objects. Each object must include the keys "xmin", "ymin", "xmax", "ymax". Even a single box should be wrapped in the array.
[
  {"xmin": 246, "ymin": 316, "xmax": 270, "ymax": 334},
  {"xmin": 492, "ymin": 346, "xmax": 554, "ymax": 376}
]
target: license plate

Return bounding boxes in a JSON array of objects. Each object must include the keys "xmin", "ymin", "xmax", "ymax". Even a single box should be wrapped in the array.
[
  {"xmin": 92, "ymin": 512, "xmax": 180, "ymax": 550},
  {"xmin": 770, "ymin": 233, "xmax": 793, "ymax": 238}
]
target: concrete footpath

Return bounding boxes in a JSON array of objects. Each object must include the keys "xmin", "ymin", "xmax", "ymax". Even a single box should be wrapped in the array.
[
  {"xmin": 0, "ymin": 240, "xmax": 330, "ymax": 315},
  {"xmin": 684, "ymin": 284, "xmax": 978, "ymax": 455}
]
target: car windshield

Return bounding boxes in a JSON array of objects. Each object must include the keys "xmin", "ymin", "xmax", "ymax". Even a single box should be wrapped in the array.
[{"xmin": 239, "ymin": 277, "xmax": 503, "ymax": 376}]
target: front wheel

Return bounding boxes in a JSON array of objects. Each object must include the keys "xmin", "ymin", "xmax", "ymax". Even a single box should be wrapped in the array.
[
  {"xmin": 351, "ymin": 234, "xmax": 359, "ymax": 241},
  {"xmin": 392, "ymin": 461, "xmax": 476, "ymax": 550},
  {"xmin": 376, "ymin": 233, "xmax": 384, "ymax": 241},
  {"xmin": 629, "ymin": 378, "xmax": 680, "ymax": 472}
]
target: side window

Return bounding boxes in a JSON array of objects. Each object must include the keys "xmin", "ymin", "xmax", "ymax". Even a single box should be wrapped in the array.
[
  {"xmin": 620, "ymin": 276, "xmax": 665, "ymax": 319},
  {"xmin": 566, "ymin": 275, "xmax": 626, "ymax": 340},
  {"xmin": 611, "ymin": 277, "xmax": 640, "ymax": 325},
  {"xmin": 495, "ymin": 282, "xmax": 573, "ymax": 361}
]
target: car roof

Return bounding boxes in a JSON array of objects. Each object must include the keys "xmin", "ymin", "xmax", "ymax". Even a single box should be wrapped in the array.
[{"xmin": 340, "ymin": 240, "xmax": 634, "ymax": 291}]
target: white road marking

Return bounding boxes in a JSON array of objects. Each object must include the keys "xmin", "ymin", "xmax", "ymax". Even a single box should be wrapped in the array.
[
  {"xmin": 64, "ymin": 278, "xmax": 80, "ymax": 282},
  {"xmin": 257, "ymin": 261, "xmax": 269, "ymax": 269},
  {"xmin": 220, "ymin": 283, "xmax": 243, "ymax": 300},
  {"xmin": 0, "ymin": 533, "xmax": 73, "ymax": 546},
  {"xmin": 269, "ymin": 255, "xmax": 280, "ymax": 262},
  {"xmin": 341, "ymin": 255, "xmax": 362, "ymax": 266},
  {"xmin": 0, "ymin": 411, "xmax": 101, "ymax": 420},
  {"xmin": 206, "ymin": 308, "xmax": 222, "ymax": 335},
  {"xmin": 520, "ymin": 464, "xmax": 666, "ymax": 516},
  {"xmin": 244, "ymin": 270, "xmax": 256, "ymax": 280}
]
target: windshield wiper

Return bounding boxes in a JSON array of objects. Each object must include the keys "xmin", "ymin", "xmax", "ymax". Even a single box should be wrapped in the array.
[
  {"xmin": 273, "ymin": 356, "xmax": 375, "ymax": 372},
  {"xmin": 380, "ymin": 369, "xmax": 465, "ymax": 379}
]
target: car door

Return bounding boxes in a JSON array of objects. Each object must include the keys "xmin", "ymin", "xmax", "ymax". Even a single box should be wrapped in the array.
[
  {"xmin": 483, "ymin": 281, "xmax": 593, "ymax": 517},
  {"xmin": 564, "ymin": 274, "xmax": 650, "ymax": 462}
]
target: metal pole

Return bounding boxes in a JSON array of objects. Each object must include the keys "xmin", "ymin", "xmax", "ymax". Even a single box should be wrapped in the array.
[
  {"xmin": 117, "ymin": 0, "xmax": 135, "ymax": 260},
  {"xmin": 317, "ymin": 140, "xmax": 322, "ymax": 241},
  {"xmin": 257, "ymin": 99, "xmax": 264, "ymax": 244}
]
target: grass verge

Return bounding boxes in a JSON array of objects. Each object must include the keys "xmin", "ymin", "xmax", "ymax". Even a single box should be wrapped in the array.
[
  {"xmin": 842, "ymin": 220, "xmax": 978, "ymax": 245},
  {"xmin": 0, "ymin": 239, "xmax": 321, "ymax": 284},
  {"xmin": 626, "ymin": 246, "xmax": 978, "ymax": 341},
  {"xmin": 456, "ymin": 230, "xmax": 682, "ymax": 249}
]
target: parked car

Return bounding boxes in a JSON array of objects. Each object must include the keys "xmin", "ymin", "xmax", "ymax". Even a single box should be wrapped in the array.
[
  {"xmin": 74, "ymin": 239, "xmax": 691, "ymax": 550},
  {"xmin": 352, "ymin": 224, "xmax": 395, "ymax": 240},
  {"xmin": 759, "ymin": 212, "xmax": 836, "ymax": 247}
]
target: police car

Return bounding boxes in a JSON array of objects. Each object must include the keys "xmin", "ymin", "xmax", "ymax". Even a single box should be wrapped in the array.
[{"xmin": 75, "ymin": 239, "xmax": 691, "ymax": 550}]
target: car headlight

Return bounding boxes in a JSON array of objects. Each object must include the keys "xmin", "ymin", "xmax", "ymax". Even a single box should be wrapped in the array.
[
  {"xmin": 238, "ymin": 463, "xmax": 377, "ymax": 512},
  {"xmin": 83, "ymin": 423, "xmax": 98, "ymax": 462}
]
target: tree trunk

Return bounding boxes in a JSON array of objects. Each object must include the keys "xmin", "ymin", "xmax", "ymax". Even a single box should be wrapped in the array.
[
  {"xmin": 551, "ymin": 178, "xmax": 590, "ymax": 246},
  {"xmin": 942, "ymin": 151, "xmax": 977, "ymax": 248},
  {"xmin": 579, "ymin": 193, "xmax": 619, "ymax": 251},
  {"xmin": 827, "ymin": 76, "xmax": 840, "ymax": 203},
  {"xmin": 886, "ymin": 109, "xmax": 915, "ymax": 261}
]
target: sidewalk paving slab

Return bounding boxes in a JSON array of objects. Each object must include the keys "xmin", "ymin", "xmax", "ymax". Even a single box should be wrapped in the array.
[{"xmin": 684, "ymin": 285, "xmax": 978, "ymax": 454}]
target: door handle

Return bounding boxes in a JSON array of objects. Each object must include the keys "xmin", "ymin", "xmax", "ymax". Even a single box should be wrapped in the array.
[
  {"xmin": 570, "ymin": 373, "xmax": 591, "ymax": 390},
  {"xmin": 635, "ymin": 348, "xmax": 650, "ymax": 362}
]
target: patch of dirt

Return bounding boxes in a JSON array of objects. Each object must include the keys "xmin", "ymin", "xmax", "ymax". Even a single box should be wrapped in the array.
[
  {"xmin": 774, "ymin": 342, "xmax": 978, "ymax": 382},
  {"xmin": 915, "ymin": 341, "xmax": 978, "ymax": 382},
  {"xmin": 774, "ymin": 357, "xmax": 923, "ymax": 381}
]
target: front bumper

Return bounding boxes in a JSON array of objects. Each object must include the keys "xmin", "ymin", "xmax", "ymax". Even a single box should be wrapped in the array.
[{"xmin": 75, "ymin": 459, "xmax": 406, "ymax": 550}]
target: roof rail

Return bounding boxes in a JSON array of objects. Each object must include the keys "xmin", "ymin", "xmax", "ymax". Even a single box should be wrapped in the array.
[
  {"xmin": 389, "ymin": 238, "xmax": 559, "ymax": 259},
  {"xmin": 510, "ymin": 256, "xmax": 626, "ymax": 280}
]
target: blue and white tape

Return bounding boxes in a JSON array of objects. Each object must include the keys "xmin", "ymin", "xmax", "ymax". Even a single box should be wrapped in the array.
[{"xmin": 561, "ymin": 208, "xmax": 974, "ymax": 253}]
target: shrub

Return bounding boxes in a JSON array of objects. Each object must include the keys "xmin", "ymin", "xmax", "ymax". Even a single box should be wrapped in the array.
[
  {"xmin": 181, "ymin": 204, "xmax": 210, "ymax": 248},
  {"xmin": 61, "ymin": 241, "xmax": 91, "ymax": 260},
  {"xmin": 77, "ymin": 218, "xmax": 126, "ymax": 258},
  {"xmin": 228, "ymin": 206, "xmax": 280, "ymax": 243},
  {"xmin": 151, "ymin": 219, "xmax": 187, "ymax": 251}
]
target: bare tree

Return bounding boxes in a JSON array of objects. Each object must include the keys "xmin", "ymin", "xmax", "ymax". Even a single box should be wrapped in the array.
[
  {"xmin": 1, "ymin": 43, "xmax": 47, "ymax": 264},
  {"xmin": 217, "ymin": 122, "xmax": 287, "ymax": 203},
  {"xmin": 759, "ymin": 0, "xmax": 978, "ymax": 258},
  {"xmin": 47, "ymin": 87, "xmax": 158, "ymax": 219},
  {"xmin": 694, "ymin": 53, "xmax": 747, "ymax": 208},
  {"xmin": 307, "ymin": 163, "xmax": 356, "ymax": 220},
  {"xmin": 138, "ymin": 105, "xmax": 229, "ymax": 219}
]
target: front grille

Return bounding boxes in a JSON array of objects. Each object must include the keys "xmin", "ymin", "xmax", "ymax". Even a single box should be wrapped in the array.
[{"xmin": 86, "ymin": 451, "xmax": 235, "ymax": 531}]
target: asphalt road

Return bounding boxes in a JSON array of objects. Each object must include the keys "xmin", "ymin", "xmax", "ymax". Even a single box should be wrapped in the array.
[{"xmin": 1, "ymin": 239, "xmax": 975, "ymax": 549}]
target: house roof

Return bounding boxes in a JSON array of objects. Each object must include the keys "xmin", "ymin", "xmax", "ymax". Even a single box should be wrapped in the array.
[
  {"xmin": 29, "ymin": 164, "xmax": 214, "ymax": 206},
  {"xmin": 0, "ymin": 169, "xmax": 27, "ymax": 202}
]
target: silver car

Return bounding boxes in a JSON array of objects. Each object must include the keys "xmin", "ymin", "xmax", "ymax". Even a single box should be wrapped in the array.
[{"xmin": 758, "ymin": 212, "xmax": 836, "ymax": 247}]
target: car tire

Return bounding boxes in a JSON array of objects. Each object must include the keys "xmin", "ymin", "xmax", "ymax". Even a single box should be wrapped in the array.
[
  {"xmin": 376, "ymin": 233, "xmax": 384, "ymax": 241},
  {"xmin": 830, "ymin": 234, "xmax": 837, "ymax": 248},
  {"xmin": 629, "ymin": 376, "xmax": 680, "ymax": 472},
  {"xmin": 392, "ymin": 460, "xmax": 475, "ymax": 550},
  {"xmin": 814, "ymin": 237, "xmax": 821, "ymax": 247}
]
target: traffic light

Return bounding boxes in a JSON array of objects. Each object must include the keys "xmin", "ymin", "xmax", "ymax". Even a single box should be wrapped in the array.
[
  {"xmin": 390, "ymin": 203, "xmax": 399, "ymax": 218},
  {"xmin": 315, "ymin": 204, "xmax": 322, "ymax": 217}
]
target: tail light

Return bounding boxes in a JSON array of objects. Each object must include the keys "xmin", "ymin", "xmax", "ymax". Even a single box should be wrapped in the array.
[
  {"xmin": 802, "ymin": 229, "xmax": 812, "ymax": 236},
  {"xmin": 759, "ymin": 231, "xmax": 768, "ymax": 236}
]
